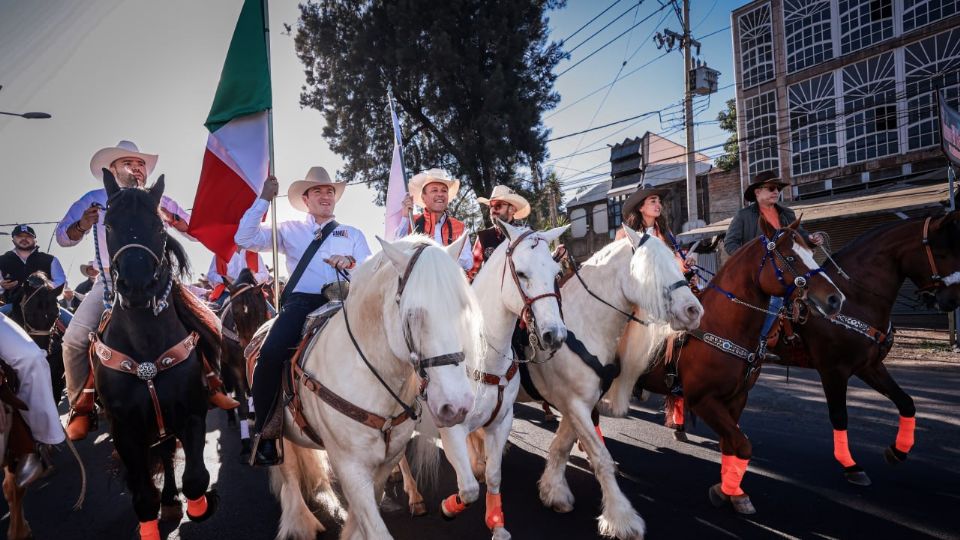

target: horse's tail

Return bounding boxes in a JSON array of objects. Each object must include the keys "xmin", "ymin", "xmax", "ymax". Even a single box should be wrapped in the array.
[
  {"xmin": 408, "ymin": 417, "xmax": 442, "ymax": 493},
  {"xmin": 269, "ymin": 443, "xmax": 343, "ymax": 536},
  {"xmin": 466, "ymin": 429, "xmax": 487, "ymax": 480}
]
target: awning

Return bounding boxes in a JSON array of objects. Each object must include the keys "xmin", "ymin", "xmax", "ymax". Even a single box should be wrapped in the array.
[{"xmin": 677, "ymin": 182, "xmax": 954, "ymax": 243}]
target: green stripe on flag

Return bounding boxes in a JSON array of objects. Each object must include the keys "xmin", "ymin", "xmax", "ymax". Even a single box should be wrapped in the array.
[{"xmin": 205, "ymin": 0, "xmax": 272, "ymax": 133}]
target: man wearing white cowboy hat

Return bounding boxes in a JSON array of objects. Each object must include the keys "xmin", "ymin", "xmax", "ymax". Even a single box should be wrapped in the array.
[
  {"xmin": 396, "ymin": 168, "xmax": 473, "ymax": 271},
  {"xmin": 467, "ymin": 185, "xmax": 531, "ymax": 280},
  {"xmin": 69, "ymin": 261, "xmax": 99, "ymax": 310},
  {"xmin": 54, "ymin": 140, "xmax": 235, "ymax": 441},
  {"xmin": 235, "ymin": 167, "xmax": 371, "ymax": 466}
]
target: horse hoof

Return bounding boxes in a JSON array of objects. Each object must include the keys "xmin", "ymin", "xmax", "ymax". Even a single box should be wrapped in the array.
[
  {"xmin": 673, "ymin": 430, "xmax": 688, "ymax": 443},
  {"xmin": 708, "ymin": 483, "xmax": 727, "ymax": 508},
  {"xmin": 884, "ymin": 445, "xmax": 908, "ymax": 465},
  {"xmin": 730, "ymin": 494, "xmax": 756, "ymax": 515},
  {"xmin": 491, "ymin": 526, "xmax": 512, "ymax": 540},
  {"xmin": 160, "ymin": 502, "xmax": 183, "ymax": 522},
  {"xmin": 843, "ymin": 467, "xmax": 872, "ymax": 486},
  {"xmin": 186, "ymin": 490, "xmax": 219, "ymax": 523},
  {"xmin": 410, "ymin": 501, "xmax": 428, "ymax": 517}
]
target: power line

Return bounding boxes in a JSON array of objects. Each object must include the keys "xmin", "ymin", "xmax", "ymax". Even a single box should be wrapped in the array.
[
  {"xmin": 696, "ymin": 25, "xmax": 730, "ymax": 41},
  {"xmin": 548, "ymin": 110, "xmax": 663, "ymax": 142},
  {"xmin": 565, "ymin": 0, "xmax": 642, "ymax": 56},
  {"xmin": 559, "ymin": 0, "xmax": 626, "ymax": 46},
  {"xmin": 557, "ymin": 1, "xmax": 672, "ymax": 78}
]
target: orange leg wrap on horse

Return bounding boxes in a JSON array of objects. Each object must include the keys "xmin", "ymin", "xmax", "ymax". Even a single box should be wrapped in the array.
[
  {"xmin": 595, "ymin": 424, "xmax": 605, "ymax": 443},
  {"xmin": 832, "ymin": 430, "xmax": 857, "ymax": 468},
  {"xmin": 139, "ymin": 519, "xmax": 160, "ymax": 540},
  {"xmin": 720, "ymin": 454, "xmax": 748, "ymax": 497},
  {"xmin": 672, "ymin": 397, "xmax": 685, "ymax": 427},
  {"xmin": 895, "ymin": 416, "xmax": 916, "ymax": 454},
  {"xmin": 485, "ymin": 491, "xmax": 505, "ymax": 530},
  {"xmin": 186, "ymin": 495, "xmax": 208, "ymax": 518},
  {"xmin": 441, "ymin": 494, "xmax": 469, "ymax": 516}
]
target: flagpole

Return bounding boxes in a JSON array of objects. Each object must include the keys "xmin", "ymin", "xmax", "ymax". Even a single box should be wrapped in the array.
[
  {"xmin": 387, "ymin": 85, "xmax": 415, "ymax": 233},
  {"xmin": 262, "ymin": 0, "xmax": 280, "ymax": 310}
]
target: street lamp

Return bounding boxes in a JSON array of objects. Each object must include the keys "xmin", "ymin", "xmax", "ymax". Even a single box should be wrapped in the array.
[{"xmin": 0, "ymin": 111, "xmax": 51, "ymax": 119}]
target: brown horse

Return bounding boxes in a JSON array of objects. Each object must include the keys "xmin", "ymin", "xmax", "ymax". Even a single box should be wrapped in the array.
[
  {"xmin": 771, "ymin": 206, "xmax": 960, "ymax": 485},
  {"xmin": 218, "ymin": 268, "xmax": 270, "ymax": 459},
  {"xmin": 635, "ymin": 217, "xmax": 844, "ymax": 514}
]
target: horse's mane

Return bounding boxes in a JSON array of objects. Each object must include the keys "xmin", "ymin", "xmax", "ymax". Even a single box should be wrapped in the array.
[
  {"xmin": 235, "ymin": 267, "xmax": 257, "ymax": 286},
  {"xmin": 25, "ymin": 271, "xmax": 53, "ymax": 289},
  {"xmin": 166, "ymin": 235, "xmax": 190, "ymax": 280}
]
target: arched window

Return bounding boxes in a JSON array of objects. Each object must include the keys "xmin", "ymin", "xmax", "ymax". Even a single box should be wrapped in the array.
[{"xmin": 570, "ymin": 208, "xmax": 587, "ymax": 238}]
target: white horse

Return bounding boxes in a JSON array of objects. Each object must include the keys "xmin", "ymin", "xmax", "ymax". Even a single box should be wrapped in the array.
[
  {"xmin": 520, "ymin": 225, "xmax": 703, "ymax": 540},
  {"xmin": 396, "ymin": 221, "xmax": 569, "ymax": 539},
  {"xmin": 267, "ymin": 235, "xmax": 483, "ymax": 540}
]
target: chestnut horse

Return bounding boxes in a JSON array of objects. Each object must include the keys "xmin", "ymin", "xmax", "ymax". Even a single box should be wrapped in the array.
[
  {"xmin": 772, "ymin": 206, "xmax": 960, "ymax": 485},
  {"xmin": 634, "ymin": 218, "xmax": 844, "ymax": 514}
]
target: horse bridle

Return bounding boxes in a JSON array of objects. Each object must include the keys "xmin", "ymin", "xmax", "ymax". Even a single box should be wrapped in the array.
[
  {"xmin": 920, "ymin": 216, "xmax": 960, "ymax": 290},
  {"xmin": 106, "ymin": 236, "xmax": 173, "ymax": 316},
  {"xmin": 338, "ymin": 242, "xmax": 466, "ymax": 422},
  {"xmin": 758, "ymin": 229, "xmax": 825, "ymax": 301},
  {"xmin": 501, "ymin": 230, "xmax": 563, "ymax": 351},
  {"xmin": 18, "ymin": 284, "xmax": 57, "ymax": 336}
]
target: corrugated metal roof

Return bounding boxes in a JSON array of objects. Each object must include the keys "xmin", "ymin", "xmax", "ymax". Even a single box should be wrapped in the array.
[
  {"xmin": 677, "ymin": 182, "xmax": 954, "ymax": 242},
  {"xmin": 567, "ymin": 180, "xmax": 612, "ymax": 207}
]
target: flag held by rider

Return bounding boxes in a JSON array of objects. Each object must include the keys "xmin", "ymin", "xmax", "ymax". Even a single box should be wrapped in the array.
[{"xmin": 189, "ymin": 0, "xmax": 272, "ymax": 261}]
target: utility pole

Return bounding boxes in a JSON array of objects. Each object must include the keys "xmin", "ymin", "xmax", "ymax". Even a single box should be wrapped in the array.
[{"xmin": 656, "ymin": 0, "xmax": 718, "ymax": 232}]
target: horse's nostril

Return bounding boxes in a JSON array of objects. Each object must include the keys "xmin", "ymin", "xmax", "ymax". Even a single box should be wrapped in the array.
[
  {"xmin": 827, "ymin": 294, "xmax": 841, "ymax": 311},
  {"xmin": 542, "ymin": 331, "xmax": 553, "ymax": 345}
]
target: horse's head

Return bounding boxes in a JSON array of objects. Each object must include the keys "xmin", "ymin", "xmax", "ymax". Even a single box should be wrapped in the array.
[
  {"xmin": 375, "ymin": 235, "xmax": 478, "ymax": 428},
  {"xmin": 225, "ymin": 268, "xmax": 270, "ymax": 344},
  {"xmin": 102, "ymin": 169, "xmax": 186, "ymax": 311},
  {"xmin": 754, "ymin": 216, "xmax": 843, "ymax": 317},
  {"xmin": 494, "ymin": 219, "xmax": 569, "ymax": 351},
  {"xmin": 18, "ymin": 271, "xmax": 61, "ymax": 333},
  {"xmin": 620, "ymin": 225, "xmax": 703, "ymax": 331},
  {"xmin": 916, "ymin": 210, "xmax": 960, "ymax": 311}
]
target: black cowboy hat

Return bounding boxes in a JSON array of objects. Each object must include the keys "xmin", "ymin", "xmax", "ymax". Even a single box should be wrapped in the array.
[
  {"xmin": 622, "ymin": 184, "xmax": 670, "ymax": 218},
  {"xmin": 743, "ymin": 171, "xmax": 789, "ymax": 203},
  {"xmin": 11, "ymin": 224, "xmax": 36, "ymax": 238}
]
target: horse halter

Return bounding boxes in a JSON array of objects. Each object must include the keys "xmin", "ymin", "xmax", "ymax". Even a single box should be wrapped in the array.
[
  {"xmin": 758, "ymin": 229, "xmax": 824, "ymax": 301},
  {"xmin": 920, "ymin": 216, "xmax": 959, "ymax": 290},
  {"xmin": 108, "ymin": 237, "xmax": 173, "ymax": 316},
  {"xmin": 501, "ymin": 230, "xmax": 563, "ymax": 351},
  {"xmin": 394, "ymin": 243, "xmax": 466, "ymax": 395}
]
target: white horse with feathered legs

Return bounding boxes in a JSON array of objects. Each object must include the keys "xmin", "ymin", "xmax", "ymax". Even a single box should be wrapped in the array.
[
  {"xmin": 521, "ymin": 225, "xmax": 703, "ymax": 540},
  {"xmin": 396, "ymin": 220, "xmax": 569, "ymax": 539},
  {"xmin": 265, "ymin": 235, "xmax": 483, "ymax": 540}
]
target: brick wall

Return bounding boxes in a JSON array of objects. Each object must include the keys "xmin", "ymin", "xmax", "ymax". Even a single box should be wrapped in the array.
[{"xmin": 707, "ymin": 168, "xmax": 742, "ymax": 223}]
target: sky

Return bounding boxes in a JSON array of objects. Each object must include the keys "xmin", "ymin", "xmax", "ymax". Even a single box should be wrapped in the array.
[{"xmin": 0, "ymin": 0, "xmax": 739, "ymax": 287}]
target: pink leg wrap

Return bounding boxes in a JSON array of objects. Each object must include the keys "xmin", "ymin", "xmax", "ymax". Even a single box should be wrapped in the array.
[
  {"xmin": 485, "ymin": 491, "xmax": 505, "ymax": 530},
  {"xmin": 720, "ymin": 454, "xmax": 749, "ymax": 497},
  {"xmin": 833, "ymin": 429, "xmax": 857, "ymax": 468},
  {"xmin": 895, "ymin": 416, "xmax": 916, "ymax": 454}
]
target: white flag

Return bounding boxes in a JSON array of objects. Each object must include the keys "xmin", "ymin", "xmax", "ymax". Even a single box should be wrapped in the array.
[{"xmin": 385, "ymin": 94, "xmax": 407, "ymax": 240}]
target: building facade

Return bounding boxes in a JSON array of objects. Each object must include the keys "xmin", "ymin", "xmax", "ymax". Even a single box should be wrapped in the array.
[{"xmin": 732, "ymin": 0, "xmax": 960, "ymax": 199}]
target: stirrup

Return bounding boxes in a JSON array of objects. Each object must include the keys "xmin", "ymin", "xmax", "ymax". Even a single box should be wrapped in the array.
[{"xmin": 248, "ymin": 433, "xmax": 283, "ymax": 467}]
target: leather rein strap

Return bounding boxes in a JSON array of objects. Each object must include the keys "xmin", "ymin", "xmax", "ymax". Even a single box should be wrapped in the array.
[
  {"xmin": 91, "ymin": 326, "xmax": 199, "ymax": 441},
  {"xmin": 502, "ymin": 230, "xmax": 562, "ymax": 334}
]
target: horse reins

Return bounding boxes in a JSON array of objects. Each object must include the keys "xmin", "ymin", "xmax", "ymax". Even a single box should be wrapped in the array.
[{"xmin": 501, "ymin": 230, "xmax": 563, "ymax": 352}]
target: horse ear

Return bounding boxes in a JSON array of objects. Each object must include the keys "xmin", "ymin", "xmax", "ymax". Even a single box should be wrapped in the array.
[
  {"xmin": 222, "ymin": 274, "xmax": 234, "ymax": 290},
  {"xmin": 496, "ymin": 218, "xmax": 520, "ymax": 241},
  {"xmin": 787, "ymin": 212, "xmax": 803, "ymax": 231},
  {"xmin": 758, "ymin": 215, "xmax": 776, "ymax": 239},
  {"xmin": 103, "ymin": 168, "xmax": 120, "ymax": 196},
  {"xmin": 149, "ymin": 174, "xmax": 165, "ymax": 207},
  {"xmin": 376, "ymin": 236, "xmax": 411, "ymax": 273},
  {"xmin": 52, "ymin": 283, "xmax": 65, "ymax": 297},
  {"xmin": 539, "ymin": 224, "xmax": 570, "ymax": 244},
  {"xmin": 445, "ymin": 232, "xmax": 469, "ymax": 262},
  {"xmin": 621, "ymin": 223, "xmax": 643, "ymax": 247}
]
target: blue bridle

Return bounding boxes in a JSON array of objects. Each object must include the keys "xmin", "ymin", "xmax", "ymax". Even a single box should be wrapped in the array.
[{"xmin": 758, "ymin": 229, "xmax": 825, "ymax": 300}]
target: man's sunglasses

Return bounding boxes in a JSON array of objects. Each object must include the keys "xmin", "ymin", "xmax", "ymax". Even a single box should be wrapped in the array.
[{"xmin": 490, "ymin": 202, "xmax": 512, "ymax": 210}]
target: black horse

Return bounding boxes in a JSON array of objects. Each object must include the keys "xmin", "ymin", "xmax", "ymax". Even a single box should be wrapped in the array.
[
  {"xmin": 96, "ymin": 170, "xmax": 219, "ymax": 534},
  {"xmin": 7, "ymin": 271, "xmax": 66, "ymax": 403},
  {"xmin": 773, "ymin": 202, "xmax": 960, "ymax": 485},
  {"xmin": 218, "ymin": 267, "xmax": 270, "ymax": 457}
]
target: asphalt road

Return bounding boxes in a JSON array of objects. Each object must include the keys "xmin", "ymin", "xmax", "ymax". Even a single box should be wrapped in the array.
[{"xmin": 8, "ymin": 361, "xmax": 959, "ymax": 540}]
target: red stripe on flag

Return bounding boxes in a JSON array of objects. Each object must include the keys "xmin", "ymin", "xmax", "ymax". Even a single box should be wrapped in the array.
[{"xmin": 188, "ymin": 149, "xmax": 257, "ymax": 261}]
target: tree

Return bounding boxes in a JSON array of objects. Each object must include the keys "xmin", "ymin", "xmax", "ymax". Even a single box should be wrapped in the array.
[
  {"xmin": 291, "ymin": 0, "xmax": 565, "ymax": 223},
  {"xmin": 714, "ymin": 98, "xmax": 739, "ymax": 172}
]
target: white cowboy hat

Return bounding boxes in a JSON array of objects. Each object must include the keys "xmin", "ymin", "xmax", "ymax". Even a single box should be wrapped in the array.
[
  {"xmin": 477, "ymin": 185, "xmax": 531, "ymax": 220},
  {"xmin": 287, "ymin": 166, "xmax": 346, "ymax": 213},
  {"xmin": 79, "ymin": 261, "xmax": 99, "ymax": 277},
  {"xmin": 89, "ymin": 140, "xmax": 158, "ymax": 181},
  {"xmin": 408, "ymin": 168, "xmax": 461, "ymax": 208}
]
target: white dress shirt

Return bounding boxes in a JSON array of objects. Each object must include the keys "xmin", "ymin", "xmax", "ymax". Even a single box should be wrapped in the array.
[
  {"xmin": 395, "ymin": 214, "xmax": 473, "ymax": 271},
  {"xmin": 56, "ymin": 188, "xmax": 192, "ymax": 273},
  {"xmin": 234, "ymin": 199, "xmax": 371, "ymax": 295},
  {"xmin": 207, "ymin": 249, "xmax": 271, "ymax": 285}
]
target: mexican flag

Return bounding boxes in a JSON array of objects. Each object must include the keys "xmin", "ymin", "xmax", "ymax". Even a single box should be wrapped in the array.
[{"xmin": 188, "ymin": 0, "xmax": 272, "ymax": 261}]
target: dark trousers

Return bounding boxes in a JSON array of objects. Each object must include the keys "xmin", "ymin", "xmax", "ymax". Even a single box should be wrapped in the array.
[{"xmin": 252, "ymin": 292, "xmax": 326, "ymax": 433}]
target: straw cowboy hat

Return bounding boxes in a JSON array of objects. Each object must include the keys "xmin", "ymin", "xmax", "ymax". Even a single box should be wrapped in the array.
[
  {"xmin": 743, "ymin": 170, "xmax": 789, "ymax": 203},
  {"xmin": 287, "ymin": 166, "xmax": 346, "ymax": 212},
  {"xmin": 477, "ymin": 185, "xmax": 531, "ymax": 220},
  {"xmin": 79, "ymin": 261, "xmax": 99, "ymax": 277},
  {"xmin": 408, "ymin": 168, "xmax": 460, "ymax": 208},
  {"xmin": 89, "ymin": 140, "xmax": 158, "ymax": 181},
  {"xmin": 622, "ymin": 184, "xmax": 670, "ymax": 219}
]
